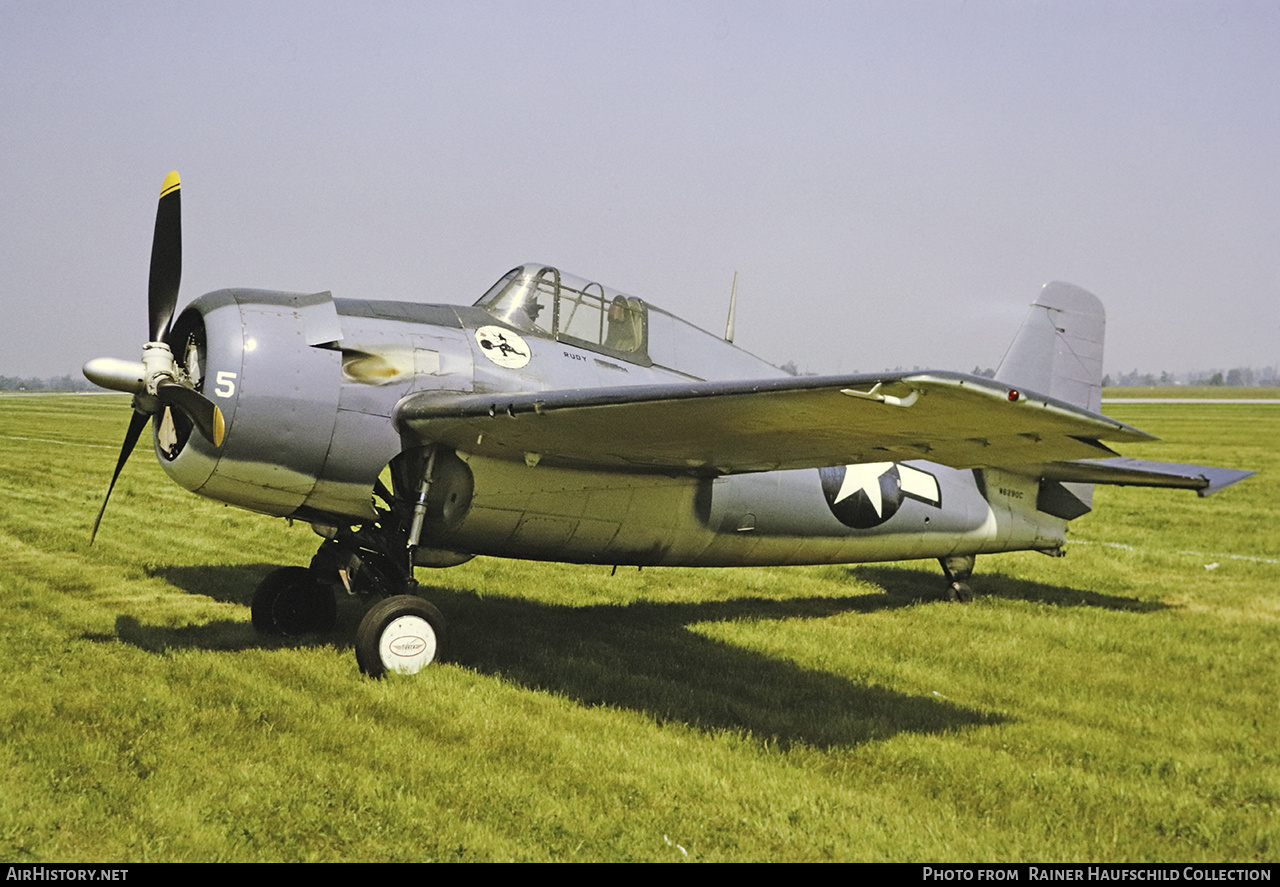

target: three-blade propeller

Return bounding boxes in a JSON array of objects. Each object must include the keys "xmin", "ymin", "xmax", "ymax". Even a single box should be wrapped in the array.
[{"xmin": 84, "ymin": 172, "xmax": 226, "ymax": 541}]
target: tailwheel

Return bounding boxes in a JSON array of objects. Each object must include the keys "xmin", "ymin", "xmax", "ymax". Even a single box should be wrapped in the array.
[
  {"xmin": 355, "ymin": 595, "xmax": 448, "ymax": 678},
  {"xmin": 251, "ymin": 566, "xmax": 337, "ymax": 636},
  {"xmin": 939, "ymin": 554, "xmax": 976, "ymax": 604}
]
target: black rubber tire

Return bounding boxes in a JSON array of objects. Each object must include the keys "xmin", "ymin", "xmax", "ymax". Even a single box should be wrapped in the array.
[
  {"xmin": 946, "ymin": 581, "xmax": 974, "ymax": 604},
  {"xmin": 355, "ymin": 595, "xmax": 447, "ymax": 679},
  {"xmin": 251, "ymin": 566, "xmax": 337, "ymax": 636}
]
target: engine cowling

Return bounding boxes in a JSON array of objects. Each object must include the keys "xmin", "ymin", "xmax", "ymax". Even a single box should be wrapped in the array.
[{"xmin": 160, "ymin": 288, "xmax": 396, "ymax": 521}]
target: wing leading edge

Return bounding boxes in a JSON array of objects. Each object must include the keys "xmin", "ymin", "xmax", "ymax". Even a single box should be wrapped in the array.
[{"xmin": 395, "ymin": 371, "xmax": 1155, "ymax": 474}]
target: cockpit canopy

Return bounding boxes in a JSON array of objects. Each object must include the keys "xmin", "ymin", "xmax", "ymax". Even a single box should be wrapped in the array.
[
  {"xmin": 475, "ymin": 264, "xmax": 649, "ymax": 364},
  {"xmin": 475, "ymin": 263, "xmax": 785, "ymax": 381}
]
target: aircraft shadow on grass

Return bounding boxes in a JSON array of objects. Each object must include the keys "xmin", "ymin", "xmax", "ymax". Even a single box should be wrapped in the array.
[
  {"xmin": 107, "ymin": 563, "xmax": 1013, "ymax": 749},
  {"xmin": 851, "ymin": 565, "xmax": 1172, "ymax": 613}
]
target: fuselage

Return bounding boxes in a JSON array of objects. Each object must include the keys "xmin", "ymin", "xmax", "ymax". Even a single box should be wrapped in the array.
[{"xmin": 153, "ymin": 265, "xmax": 1069, "ymax": 568}]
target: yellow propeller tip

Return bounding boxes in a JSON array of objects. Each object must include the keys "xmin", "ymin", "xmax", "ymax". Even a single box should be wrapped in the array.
[
  {"xmin": 212, "ymin": 405, "xmax": 225, "ymax": 448},
  {"xmin": 161, "ymin": 170, "xmax": 181, "ymax": 198}
]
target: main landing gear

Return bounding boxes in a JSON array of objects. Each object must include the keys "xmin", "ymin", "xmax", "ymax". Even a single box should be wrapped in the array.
[
  {"xmin": 939, "ymin": 554, "xmax": 975, "ymax": 603},
  {"xmin": 251, "ymin": 566, "xmax": 337, "ymax": 635},
  {"xmin": 249, "ymin": 446, "xmax": 472, "ymax": 678},
  {"xmin": 354, "ymin": 595, "xmax": 448, "ymax": 679}
]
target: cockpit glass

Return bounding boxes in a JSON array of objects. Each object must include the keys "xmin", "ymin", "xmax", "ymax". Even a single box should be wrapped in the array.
[
  {"xmin": 476, "ymin": 264, "xmax": 649, "ymax": 363},
  {"xmin": 474, "ymin": 266, "xmax": 555, "ymax": 333}
]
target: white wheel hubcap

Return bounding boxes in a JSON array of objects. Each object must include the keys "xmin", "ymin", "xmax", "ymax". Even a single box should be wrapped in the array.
[{"xmin": 378, "ymin": 615, "xmax": 437, "ymax": 674}]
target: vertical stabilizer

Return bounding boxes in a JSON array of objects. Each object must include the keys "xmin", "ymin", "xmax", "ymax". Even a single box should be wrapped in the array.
[
  {"xmin": 995, "ymin": 282, "xmax": 1107, "ymax": 519},
  {"xmin": 994, "ymin": 282, "xmax": 1105, "ymax": 412}
]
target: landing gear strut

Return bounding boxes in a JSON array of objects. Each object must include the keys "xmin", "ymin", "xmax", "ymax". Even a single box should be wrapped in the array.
[
  {"xmin": 248, "ymin": 446, "xmax": 469, "ymax": 677},
  {"xmin": 939, "ymin": 554, "xmax": 975, "ymax": 603}
]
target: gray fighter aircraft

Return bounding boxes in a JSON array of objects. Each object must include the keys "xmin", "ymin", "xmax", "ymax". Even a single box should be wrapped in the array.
[{"xmin": 84, "ymin": 172, "xmax": 1253, "ymax": 677}]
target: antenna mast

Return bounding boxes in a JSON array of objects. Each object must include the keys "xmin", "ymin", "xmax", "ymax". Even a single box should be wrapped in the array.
[{"xmin": 724, "ymin": 270, "xmax": 738, "ymax": 343}]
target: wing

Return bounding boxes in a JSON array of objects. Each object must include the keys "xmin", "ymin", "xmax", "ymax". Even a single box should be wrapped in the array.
[{"xmin": 394, "ymin": 371, "xmax": 1155, "ymax": 474}]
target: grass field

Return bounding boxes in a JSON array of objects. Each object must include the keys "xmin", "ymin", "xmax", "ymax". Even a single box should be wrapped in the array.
[
  {"xmin": 1103, "ymin": 386, "xmax": 1280, "ymax": 400},
  {"xmin": 1, "ymin": 393, "xmax": 1276, "ymax": 862}
]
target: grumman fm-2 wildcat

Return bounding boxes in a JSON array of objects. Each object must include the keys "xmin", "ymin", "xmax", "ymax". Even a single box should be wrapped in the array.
[{"xmin": 84, "ymin": 172, "xmax": 1252, "ymax": 677}]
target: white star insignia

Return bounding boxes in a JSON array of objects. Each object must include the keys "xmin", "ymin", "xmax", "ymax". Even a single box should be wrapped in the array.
[{"xmin": 833, "ymin": 462, "xmax": 894, "ymax": 516}]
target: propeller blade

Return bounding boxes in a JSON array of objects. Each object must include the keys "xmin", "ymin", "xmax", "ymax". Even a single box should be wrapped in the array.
[
  {"xmin": 148, "ymin": 171, "xmax": 182, "ymax": 343},
  {"xmin": 156, "ymin": 381, "xmax": 226, "ymax": 446},
  {"xmin": 90, "ymin": 410, "xmax": 150, "ymax": 543}
]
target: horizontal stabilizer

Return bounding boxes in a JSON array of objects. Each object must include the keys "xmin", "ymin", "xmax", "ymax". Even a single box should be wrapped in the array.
[
  {"xmin": 1036, "ymin": 457, "xmax": 1255, "ymax": 497},
  {"xmin": 396, "ymin": 370, "xmax": 1153, "ymax": 475}
]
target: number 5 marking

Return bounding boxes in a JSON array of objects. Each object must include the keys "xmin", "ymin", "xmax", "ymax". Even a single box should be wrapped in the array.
[{"xmin": 214, "ymin": 371, "xmax": 237, "ymax": 398}]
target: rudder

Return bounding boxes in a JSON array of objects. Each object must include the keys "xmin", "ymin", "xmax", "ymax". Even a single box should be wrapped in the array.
[{"xmin": 994, "ymin": 282, "xmax": 1105, "ymax": 412}]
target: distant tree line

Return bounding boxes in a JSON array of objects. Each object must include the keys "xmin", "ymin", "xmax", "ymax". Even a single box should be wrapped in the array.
[
  {"xmin": 0, "ymin": 374, "xmax": 97, "ymax": 392},
  {"xmin": 1102, "ymin": 367, "xmax": 1278, "ymax": 387},
  {"xmin": 969, "ymin": 366, "xmax": 1277, "ymax": 387}
]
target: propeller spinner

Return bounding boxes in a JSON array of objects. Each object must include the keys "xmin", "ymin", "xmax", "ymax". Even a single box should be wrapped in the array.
[{"xmin": 84, "ymin": 171, "xmax": 225, "ymax": 541}]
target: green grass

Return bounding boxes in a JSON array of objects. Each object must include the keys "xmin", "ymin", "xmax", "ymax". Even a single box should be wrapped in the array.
[
  {"xmin": 1103, "ymin": 386, "xmax": 1280, "ymax": 399},
  {"xmin": 1, "ymin": 394, "xmax": 1276, "ymax": 861}
]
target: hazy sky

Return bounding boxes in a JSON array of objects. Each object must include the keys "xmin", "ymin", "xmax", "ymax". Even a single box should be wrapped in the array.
[{"xmin": 3, "ymin": 1, "xmax": 1277, "ymax": 379}]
